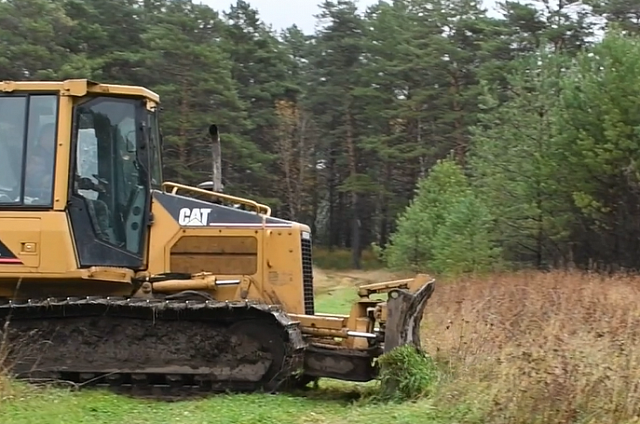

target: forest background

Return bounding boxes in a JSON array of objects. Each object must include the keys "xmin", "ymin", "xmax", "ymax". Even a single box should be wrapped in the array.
[{"xmin": 4, "ymin": 0, "xmax": 639, "ymax": 274}]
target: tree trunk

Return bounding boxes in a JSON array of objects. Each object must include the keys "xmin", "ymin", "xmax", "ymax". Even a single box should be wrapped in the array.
[{"xmin": 345, "ymin": 106, "xmax": 360, "ymax": 269}]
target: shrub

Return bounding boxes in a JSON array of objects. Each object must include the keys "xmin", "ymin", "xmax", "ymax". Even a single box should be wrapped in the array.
[{"xmin": 374, "ymin": 345, "xmax": 440, "ymax": 402}]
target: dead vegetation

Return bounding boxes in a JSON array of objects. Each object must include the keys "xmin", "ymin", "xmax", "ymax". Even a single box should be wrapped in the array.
[
  {"xmin": 423, "ymin": 270, "xmax": 640, "ymax": 424},
  {"xmin": 0, "ymin": 314, "xmax": 12, "ymax": 399},
  {"xmin": 313, "ymin": 266, "xmax": 640, "ymax": 422}
]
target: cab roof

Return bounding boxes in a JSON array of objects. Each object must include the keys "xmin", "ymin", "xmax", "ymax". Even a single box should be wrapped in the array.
[{"xmin": 0, "ymin": 79, "xmax": 160, "ymax": 103}]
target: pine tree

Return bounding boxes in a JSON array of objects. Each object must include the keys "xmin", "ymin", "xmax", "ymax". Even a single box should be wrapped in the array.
[
  {"xmin": 468, "ymin": 51, "xmax": 575, "ymax": 268},
  {"xmin": 0, "ymin": 0, "xmax": 75, "ymax": 79},
  {"xmin": 381, "ymin": 157, "xmax": 500, "ymax": 274},
  {"xmin": 138, "ymin": 0, "xmax": 251, "ymax": 186},
  {"xmin": 221, "ymin": 0, "xmax": 300, "ymax": 205},
  {"xmin": 554, "ymin": 31, "xmax": 640, "ymax": 269},
  {"xmin": 307, "ymin": 0, "xmax": 371, "ymax": 267}
]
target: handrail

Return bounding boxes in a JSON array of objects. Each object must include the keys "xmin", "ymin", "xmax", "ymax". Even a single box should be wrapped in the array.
[{"xmin": 161, "ymin": 181, "xmax": 271, "ymax": 216}]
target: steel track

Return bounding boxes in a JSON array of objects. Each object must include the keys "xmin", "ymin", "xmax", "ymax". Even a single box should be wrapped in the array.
[{"xmin": 0, "ymin": 296, "xmax": 306, "ymax": 399}]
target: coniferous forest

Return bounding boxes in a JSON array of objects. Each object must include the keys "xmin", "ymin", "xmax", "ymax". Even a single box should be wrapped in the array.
[{"xmin": 4, "ymin": 0, "xmax": 640, "ymax": 274}]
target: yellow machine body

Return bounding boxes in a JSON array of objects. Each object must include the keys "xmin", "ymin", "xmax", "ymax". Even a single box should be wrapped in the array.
[{"xmin": 0, "ymin": 79, "xmax": 435, "ymax": 395}]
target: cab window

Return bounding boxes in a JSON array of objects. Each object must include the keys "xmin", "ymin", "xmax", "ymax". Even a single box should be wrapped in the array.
[{"xmin": 0, "ymin": 94, "xmax": 58, "ymax": 207}]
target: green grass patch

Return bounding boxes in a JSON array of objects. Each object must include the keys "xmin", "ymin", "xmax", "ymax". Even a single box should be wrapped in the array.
[
  {"xmin": 312, "ymin": 247, "xmax": 384, "ymax": 270},
  {"xmin": 314, "ymin": 285, "xmax": 386, "ymax": 316},
  {"xmin": 315, "ymin": 286, "xmax": 359, "ymax": 314},
  {"xmin": 0, "ymin": 380, "xmax": 481, "ymax": 424}
]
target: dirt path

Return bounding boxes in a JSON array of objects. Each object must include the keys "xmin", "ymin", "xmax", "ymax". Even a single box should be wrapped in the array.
[{"xmin": 312, "ymin": 268, "xmax": 402, "ymax": 295}]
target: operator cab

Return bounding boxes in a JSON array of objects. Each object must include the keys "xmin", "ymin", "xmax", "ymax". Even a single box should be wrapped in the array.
[{"xmin": 0, "ymin": 82, "xmax": 164, "ymax": 270}]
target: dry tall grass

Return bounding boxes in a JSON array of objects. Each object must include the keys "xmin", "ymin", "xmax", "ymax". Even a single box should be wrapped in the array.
[
  {"xmin": 423, "ymin": 270, "xmax": 640, "ymax": 424},
  {"xmin": 0, "ymin": 317, "xmax": 12, "ymax": 400}
]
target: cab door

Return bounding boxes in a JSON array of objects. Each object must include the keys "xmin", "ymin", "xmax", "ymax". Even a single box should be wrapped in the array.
[{"xmin": 67, "ymin": 96, "xmax": 151, "ymax": 269}]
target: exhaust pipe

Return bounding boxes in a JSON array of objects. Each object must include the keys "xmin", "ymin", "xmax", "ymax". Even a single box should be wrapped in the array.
[{"xmin": 197, "ymin": 124, "xmax": 223, "ymax": 193}]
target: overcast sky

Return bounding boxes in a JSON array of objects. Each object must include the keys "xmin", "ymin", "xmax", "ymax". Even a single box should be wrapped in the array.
[{"xmin": 201, "ymin": 0, "xmax": 500, "ymax": 34}]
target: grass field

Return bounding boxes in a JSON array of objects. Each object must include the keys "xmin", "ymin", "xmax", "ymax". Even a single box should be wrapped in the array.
[{"xmin": 2, "ymin": 267, "xmax": 640, "ymax": 424}]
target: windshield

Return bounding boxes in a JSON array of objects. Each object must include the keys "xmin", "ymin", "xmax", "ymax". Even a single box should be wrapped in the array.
[{"xmin": 0, "ymin": 94, "xmax": 58, "ymax": 206}]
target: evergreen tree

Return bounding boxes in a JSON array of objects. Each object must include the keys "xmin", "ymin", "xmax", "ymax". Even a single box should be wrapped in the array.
[
  {"xmin": 0, "ymin": 0, "xmax": 75, "ymax": 79},
  {"xmin": 588, "ymin": 0, "xmax": 640, "ymax": 35},
  {"xmin": 381, "ymin": 158, "xmax": 500, "ymax": 275},
  {"xmin": 3, "ymin": 0, "xmax": 639, "ymax": 272},
  {"xmin": 222, "ymin": 0, "xmax": 300, "ymax": 204},
  {"xmin": 139, "ymin": 0, "xmax": 251, "ymax": 186},
  {"xmin": 468, "ymin": 51, "xmax": 575, "ymax": 268},
  {"xmin": 308, "ymin": 0, "xmax": 371, "ymax": 267},
  {"xmin": 554, "ymin": 31, "xmax": 640, "ymax": 269}
]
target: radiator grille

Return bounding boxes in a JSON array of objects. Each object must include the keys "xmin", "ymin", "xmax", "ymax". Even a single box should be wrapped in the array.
[{"xmin": 301, "ymin": 233, "xmax": 314, "ymax": 315}]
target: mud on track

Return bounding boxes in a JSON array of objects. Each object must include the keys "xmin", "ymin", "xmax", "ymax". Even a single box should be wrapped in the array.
[{"xmin": 0, "ymin": 297, "xmax": 306, "ymax": 399}]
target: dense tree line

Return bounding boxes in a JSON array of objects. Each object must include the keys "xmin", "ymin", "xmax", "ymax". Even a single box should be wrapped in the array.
[{"xmin": 2, "ymin": 0, "xmax": 640, "ymax": 271}]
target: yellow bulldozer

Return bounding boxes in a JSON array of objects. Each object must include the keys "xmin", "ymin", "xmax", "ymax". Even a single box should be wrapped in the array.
[{"xmin": 0, "ymin": 79, "xmax": 435, "ymax": 397}]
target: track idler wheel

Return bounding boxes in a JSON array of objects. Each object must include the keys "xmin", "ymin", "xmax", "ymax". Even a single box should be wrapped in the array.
[{"xmin": 227, "ymin": 319, "xmax": 289, "ymax": 392}]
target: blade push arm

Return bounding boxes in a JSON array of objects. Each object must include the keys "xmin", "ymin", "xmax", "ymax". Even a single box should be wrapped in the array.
[{"xmin": 290, "ymin": 274, "xmax": 436, "ymax": 353}]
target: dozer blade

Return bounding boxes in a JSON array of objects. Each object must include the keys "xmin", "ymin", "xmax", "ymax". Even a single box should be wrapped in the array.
[{"xmin": 383, "ymin": 275, "xmax": 435, "ymax": 353}]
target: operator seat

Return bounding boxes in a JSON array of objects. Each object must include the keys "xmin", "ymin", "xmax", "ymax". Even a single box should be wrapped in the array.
[
  {"xmin": 75, "ymin": 175, "xmax": 116, "ymax": 243},
  {"xmin": 85, "ymin": 196, "xmax": 115, "ymax": 243}
]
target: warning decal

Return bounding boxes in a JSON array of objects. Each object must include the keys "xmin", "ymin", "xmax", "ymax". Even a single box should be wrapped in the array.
[{"xmin": 0, "ymin": 239, "xmax": 22, "ymax": 264}]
